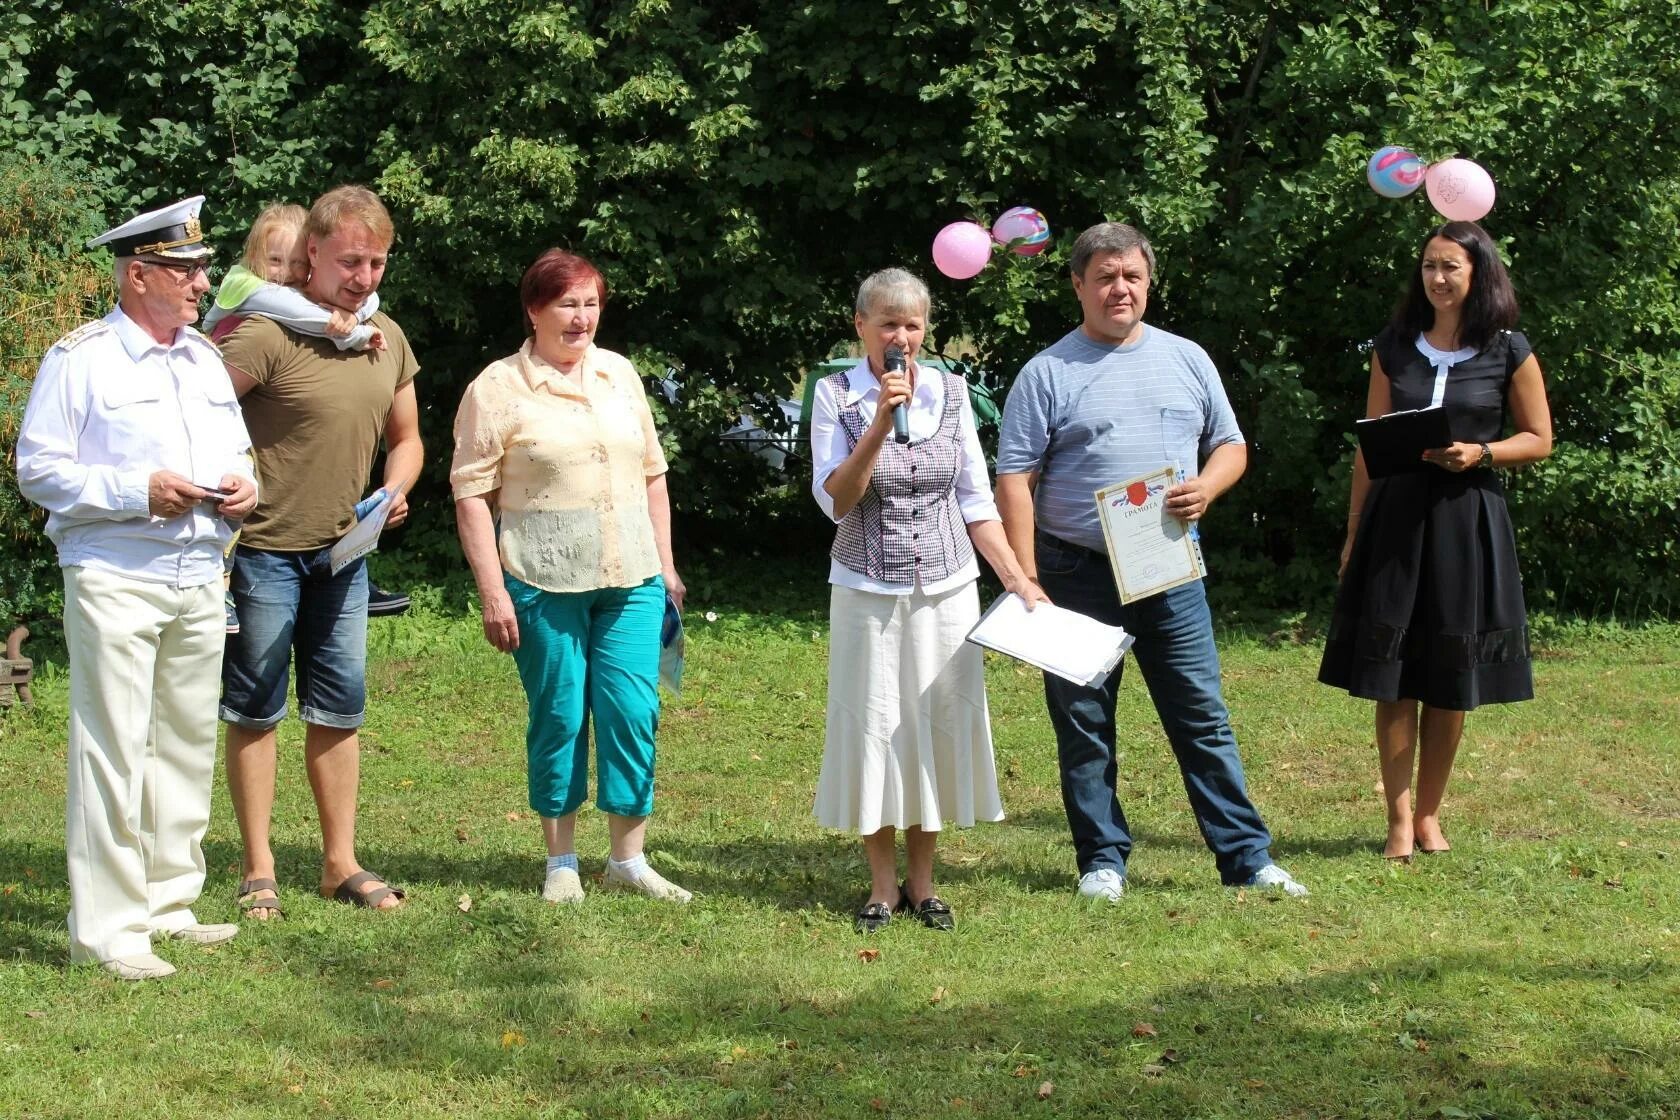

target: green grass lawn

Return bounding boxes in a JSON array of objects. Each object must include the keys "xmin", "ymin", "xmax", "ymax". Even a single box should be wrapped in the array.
[{"xmin": 1, "ymin": 575, "xmax": 1676, "ymax": 1119}]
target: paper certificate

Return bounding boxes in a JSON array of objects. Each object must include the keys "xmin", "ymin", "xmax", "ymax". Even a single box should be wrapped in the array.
[
  {"xmin": 1095, "ymin": 467, "xmax": 1204, "ymax": 604},
  {"xmin": 329, "ymin": 489, "xmax": 396, "ymax": 576}
]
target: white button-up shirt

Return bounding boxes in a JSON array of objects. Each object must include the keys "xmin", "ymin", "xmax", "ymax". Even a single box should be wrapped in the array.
[
  {"xmin": 16, "ymin": 306, "xmax": 256, "ymax": 588},
  {"xmin": 809, "ymin": 358, "xmax": 1000, "ymax": 595}
]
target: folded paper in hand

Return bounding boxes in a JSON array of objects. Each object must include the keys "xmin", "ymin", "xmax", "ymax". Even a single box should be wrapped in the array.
[
  {"xmin": 659, "ymin": 595, "xmax": 684, "ymax": 695},
  {"xmin": 966, "ymin": 593, "xmax": 1134, "ymax": 687},
  {"xmin": 329, "ymin": 489, "xmax": 395, "ymax": 575}
]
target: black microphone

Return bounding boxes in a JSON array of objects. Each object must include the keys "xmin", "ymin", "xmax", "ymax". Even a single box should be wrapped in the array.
[{"xmin": 884, "ymin": 344, "xmax": 910, "ymax": 444}]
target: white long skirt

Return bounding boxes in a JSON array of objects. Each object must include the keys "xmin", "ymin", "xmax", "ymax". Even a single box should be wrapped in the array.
[{"xmin": 814, "ymin": 581, "xmax": 1004, "ymax": 834}]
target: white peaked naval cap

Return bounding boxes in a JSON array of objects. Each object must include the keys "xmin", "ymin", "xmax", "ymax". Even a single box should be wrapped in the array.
[{"xmin": 88, "ymin": 195, "xmax": 211, "ymax": 260}]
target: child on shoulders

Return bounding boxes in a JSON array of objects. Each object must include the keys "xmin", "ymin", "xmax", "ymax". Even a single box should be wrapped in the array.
[{"xmin": 205, "ymin": 202, "xmax": 385, "ymax": 351}]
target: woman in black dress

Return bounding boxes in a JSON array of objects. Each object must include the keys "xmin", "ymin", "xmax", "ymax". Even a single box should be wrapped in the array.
[{"xmin": 1320, "ymin": 221, "xmax": 1553, "ymax": 861}]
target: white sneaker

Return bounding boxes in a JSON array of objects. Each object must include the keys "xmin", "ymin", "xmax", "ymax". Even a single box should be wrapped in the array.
[
  {"xmin": 541, "ymin": 867, "xmax": 584, "ymax": 904},
  {"xmin": 1246, "ymin": 863, "xmax": 1309, "ymax": 897},
  {"xmin": 101, "ymin": 953, "xmax": 177, "ymax": 980},
  {"xmin": 1077, "ymin": 867, "xmax": 1125, "ymax": 902},
  {"xmin": 603, "ymin": 863, "xmax": 692, "ymax": 903},
  {"xmin": 160, "ymin": 922, "xmax": 239, "ymax": 945}
]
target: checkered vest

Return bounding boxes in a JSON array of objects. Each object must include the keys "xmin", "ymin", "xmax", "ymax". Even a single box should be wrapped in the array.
[{"xmin": 828, "ymin": 369, "xmax": 975, "ymax": 584}]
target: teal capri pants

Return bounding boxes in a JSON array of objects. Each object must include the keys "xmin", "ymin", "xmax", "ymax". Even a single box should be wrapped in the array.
[{"xmin": 506, "ymin": 572, "xmax": 663, "ymax": 818}]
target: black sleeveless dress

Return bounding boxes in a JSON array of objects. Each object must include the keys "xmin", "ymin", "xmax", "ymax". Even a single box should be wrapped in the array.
[{"xmin": 1318, "ymin": 325, "xmax": 1535, "ymax": 711}]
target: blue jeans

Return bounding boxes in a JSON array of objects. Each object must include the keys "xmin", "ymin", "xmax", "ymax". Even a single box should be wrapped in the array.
[
  {"xmin": 220, "ymin": 546, "xmax": 369, "ymax": 730},
  {"xmin": 1035, "ymin": 532, "xmax": 1273, "ymax": 884}
]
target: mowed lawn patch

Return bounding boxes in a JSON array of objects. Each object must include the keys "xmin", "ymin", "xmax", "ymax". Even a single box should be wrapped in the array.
[{"xmin": 0, "ymin": 582, "xmax": 1676, "ymax": 1120}]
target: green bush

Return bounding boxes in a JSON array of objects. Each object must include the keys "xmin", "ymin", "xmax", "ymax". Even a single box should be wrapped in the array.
[
  {"xmin": 0, "ymin": 152, "xmax": 107, "ymax": 631},
  {"xmin": 3, "ymin": 0, "xmax": 1676, "ymax": 614}
]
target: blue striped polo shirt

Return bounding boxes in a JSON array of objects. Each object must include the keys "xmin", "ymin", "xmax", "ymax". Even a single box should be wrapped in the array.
[{"xmin": 996, "ymin": 324, "xmax": 1244, "ymax": 552}]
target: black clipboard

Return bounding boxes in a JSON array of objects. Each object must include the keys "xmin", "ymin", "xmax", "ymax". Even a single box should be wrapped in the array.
[{"xmin": 1356, "ymin": 406, "xmax": 1453, "ymax": 479}]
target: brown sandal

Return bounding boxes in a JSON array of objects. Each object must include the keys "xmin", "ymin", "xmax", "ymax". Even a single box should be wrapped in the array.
[
  {"xmin": 324, "ymin": 870, "xmax": 406, "ymax": 910},
  {"xmin": 237, "ymin": 877, "xmax": 285, "ymax": 920}
]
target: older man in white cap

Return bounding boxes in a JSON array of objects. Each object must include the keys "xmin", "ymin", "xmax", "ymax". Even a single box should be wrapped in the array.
[{"xmin": 15, "ymin": 195, "xmax": 259, "ymax": 980}]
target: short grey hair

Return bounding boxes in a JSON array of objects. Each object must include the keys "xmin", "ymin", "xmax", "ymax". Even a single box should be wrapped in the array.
[
  {"xmin": 1069, "ymin": 222, "xmax": 1156, "ymax": 281},
  {"xmin": 855, "ymin": 267, "xmax": 931, "ymax": 318}
]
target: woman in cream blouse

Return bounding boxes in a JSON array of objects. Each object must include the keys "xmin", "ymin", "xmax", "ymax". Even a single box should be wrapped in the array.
[{"xmin": 452, "ymin": 249, "xmax": 689, "ymax": 904}]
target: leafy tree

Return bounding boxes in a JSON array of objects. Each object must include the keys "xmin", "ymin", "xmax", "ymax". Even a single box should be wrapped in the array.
[
  {"xmin": 0, "ymin": 153, "xmax": 107, "ymax": 629},
  {"xmin": 3, "ymin": 0, "xmax": 1677, "ymax": 614}
]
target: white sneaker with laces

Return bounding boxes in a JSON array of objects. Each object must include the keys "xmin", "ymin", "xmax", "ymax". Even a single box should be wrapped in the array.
[
  {"xmin": 1077, "ymin": 867, "xmax": 1125, "ymax": 902},
  {"xmin": 1246, "ymin": 863, "xmax": 1309, "ymax": 897},
  {"xmin": 541, "ymin": 867, "xmax": 584, "ymax": 904},
  {"xmin": 101, "ymin": 952, "xmax": 177, "ymax": 980},
  {"xmin": 603, "ymin": 863, "xmax": 692, "ymax": 903},
  {"xmin": 160, "ymin": 922, "xmax": 239, "ymax": 945}
]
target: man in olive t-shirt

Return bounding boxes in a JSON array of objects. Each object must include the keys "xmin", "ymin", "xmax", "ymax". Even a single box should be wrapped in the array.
[{"xmin": 218, "ymin": 185, "xmax": 423, "ymax": 916}]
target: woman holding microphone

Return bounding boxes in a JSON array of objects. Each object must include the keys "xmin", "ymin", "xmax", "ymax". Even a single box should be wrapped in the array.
[{"xmin": 809, "ymin": 268, "xmax": 1039, "ymax": 932}]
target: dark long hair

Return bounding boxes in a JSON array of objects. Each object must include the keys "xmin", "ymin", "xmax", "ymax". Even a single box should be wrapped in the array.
[{"xmin": 1390, "ymin": 221, "xmax": 1520, "ymax": 352}]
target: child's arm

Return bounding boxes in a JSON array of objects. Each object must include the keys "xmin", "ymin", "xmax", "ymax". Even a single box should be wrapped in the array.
[
  {"xmin": 327, "ymin": 308, "xmax": 383, "ymax": 351},
  {"xmin": 235, "ymin": 283, "xmax": 377, "ymax": 351},
  {"xmin": 343, "ymin": 322, "xmax": 382, "ymax": 350},
  {"xmin": 354, "ymin": 290, "xmax": 381, "ymax": 324}
]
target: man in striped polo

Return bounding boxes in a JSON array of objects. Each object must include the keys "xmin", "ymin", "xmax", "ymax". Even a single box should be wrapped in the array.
[{"xmin": 995, "ymin": 221, "xmax": 1308, "ymax": 902}]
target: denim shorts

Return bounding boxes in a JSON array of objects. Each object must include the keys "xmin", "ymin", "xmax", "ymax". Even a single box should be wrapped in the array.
[{"xmin": 220, "ymin": 545, "xmax": 368, "ymax": 730}]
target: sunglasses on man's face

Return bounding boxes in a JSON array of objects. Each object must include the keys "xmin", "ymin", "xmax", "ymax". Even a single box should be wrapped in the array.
[{"xmin": 145, "ymin": 259, "xmax": 211, "ymax": 282}]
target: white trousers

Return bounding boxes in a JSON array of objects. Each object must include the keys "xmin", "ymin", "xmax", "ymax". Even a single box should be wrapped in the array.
[{"xmin": 63, "ymin": 566, "xmax": 223, "ymax": 963}]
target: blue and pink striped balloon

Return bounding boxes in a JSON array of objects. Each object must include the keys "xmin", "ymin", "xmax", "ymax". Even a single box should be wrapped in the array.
[{"xmin": 1366, "ymin": 146, "xmax": 1426, "ymax": 199}]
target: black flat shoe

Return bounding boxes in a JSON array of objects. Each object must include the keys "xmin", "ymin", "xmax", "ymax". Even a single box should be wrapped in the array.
[
  {"xmin": 854, "ymin": 901, "xmax": 892, "ymax": 934},
  {"xmin": 900, "ymin": 885, "xmax": 955, "ymax": 931}
]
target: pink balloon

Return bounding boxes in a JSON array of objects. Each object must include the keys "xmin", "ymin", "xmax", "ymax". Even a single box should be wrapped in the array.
[
  {"xmin": 1425, "ymin": 159, "xmax": 1496, "ymax": 222},
  {"xmin": 931, "ymin": 221, "xmax": 993, "ymax": 280}
]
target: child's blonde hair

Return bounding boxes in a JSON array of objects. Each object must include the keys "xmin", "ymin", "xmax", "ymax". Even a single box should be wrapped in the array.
[{"xmin": 239, "ymin": 203, "xmax": 308, "ymax": 275}]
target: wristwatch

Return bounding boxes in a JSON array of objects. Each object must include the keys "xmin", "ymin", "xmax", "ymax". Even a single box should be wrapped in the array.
[{"xmin": 1477, "ymin": 442, "xmax": 1494, "ymax": 469}]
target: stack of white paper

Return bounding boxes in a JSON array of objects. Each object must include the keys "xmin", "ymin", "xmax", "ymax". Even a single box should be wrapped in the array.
[{"xmin": 966, "ymin": 593, "xmax": 1134, "ymax": 687}]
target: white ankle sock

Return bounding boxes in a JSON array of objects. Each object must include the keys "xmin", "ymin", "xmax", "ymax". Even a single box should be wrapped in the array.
[
  {"xmin": 607, "ymin": 853, "xmax": 649, "ymax": 879},
  {"xmin": 547, "ymin": 853, "xmax": 578, "ymax": 873}
]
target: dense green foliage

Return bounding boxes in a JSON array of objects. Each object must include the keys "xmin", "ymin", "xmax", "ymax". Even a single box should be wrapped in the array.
[
  {"xmin": 0, "ymin": 154, "xmax": 106, "ymax": 626},
  {"xmin": 3, "ymin": 0, "xmax": 1678, "ymax": 618}
]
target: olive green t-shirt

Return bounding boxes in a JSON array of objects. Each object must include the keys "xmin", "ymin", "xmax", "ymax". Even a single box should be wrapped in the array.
[{"xmin": 219, "ymin": 312, "xmax": 418, "ymax": 551}]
